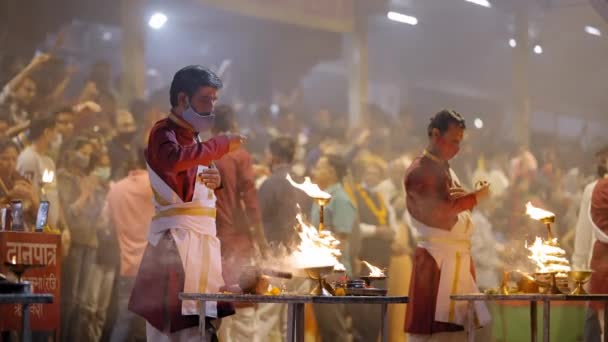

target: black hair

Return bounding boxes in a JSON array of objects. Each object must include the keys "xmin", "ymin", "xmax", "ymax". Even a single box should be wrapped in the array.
[
  {"xmin": 213, "ymin": 104, "xmax": 235, "ymax": 132},
  {"xmin": 72, "ymin": 136, "xmax": 93, "ymax": 151},
  {"xmin": 269, "ymin": 136, "xmax": 296, "ymax": 164},
  {"xmin": 53, "ymin": 106, "xmax": 74, "ymax": 118},
  {"xmin": 324, "ymin": 154, "xmax": 347, "ymax": 181},
  {"xmin": 28, "ymin": 116, "xmax": 56, "ymax": 142},
  {"xmin": 427, "ymin": 109, "xmax": 466, "ymax": 137},
  {"xmin": 0, "ymin": 138, "xmax": 18, "ymax": 154},
  {"xmin": 169, "ymin": 65, "xmax": 222, "ymax": 107}
]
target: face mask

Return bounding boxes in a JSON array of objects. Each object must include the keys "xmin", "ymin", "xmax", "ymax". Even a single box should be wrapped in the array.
[
  {"xmin": 73, "ymin": 152, "xmax": 90, "ymax": 170},
  {"xmin": 182, "ymin": 99, "xmax": 215, "ymax": 133},
  {"xmin": 93, "ymin": 167, "xmax": 111, "ymax": 181}
]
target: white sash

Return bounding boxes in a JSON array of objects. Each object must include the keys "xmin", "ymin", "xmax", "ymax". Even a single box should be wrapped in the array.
[
  {"xmin": 147, "ymin": 163, "xmax": 223, "ymax": 318},
  {"xmin": 407, "ymin": 169, "xmax": 491, "ymax": 328},
  {"xmin": 589, "ymin": 208, "xmax": 608, "ymax": 244}
]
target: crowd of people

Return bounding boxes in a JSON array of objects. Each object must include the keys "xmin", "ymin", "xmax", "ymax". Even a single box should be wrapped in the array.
[{"xmin": 1, "ymin": 51, "xmax": 605, "ymax": 342}]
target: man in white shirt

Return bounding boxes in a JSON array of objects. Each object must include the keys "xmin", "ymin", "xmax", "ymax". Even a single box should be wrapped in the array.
[{"xmin": 16, "ymin": 116, "xmax": 60, "ymax": 228}]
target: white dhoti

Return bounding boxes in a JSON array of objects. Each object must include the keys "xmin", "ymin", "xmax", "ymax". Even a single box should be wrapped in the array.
[{"xmin": 146, "ymin": 164, "xmax": 224, "ymax": 341}]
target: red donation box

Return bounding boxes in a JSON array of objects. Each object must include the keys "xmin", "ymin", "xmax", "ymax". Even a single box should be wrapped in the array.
[{"xmin": 0, "ymin": 232, "xmax": 61, "ymax": 332}]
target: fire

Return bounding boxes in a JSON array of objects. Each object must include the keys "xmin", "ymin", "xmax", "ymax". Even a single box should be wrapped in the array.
[
  {"xmin": 526, "ymin": 237, "xmax": 571, "ymax": 275},
  {"xmin": 286, "ymin": 174, "xmax": 331, "ymax": 200},
  {"xmin": 42, "ymin": 169, "xmax": 54, "ymax": 184},
  {"xmin": 525, "ymin": 202, "xmax": 555, "ymax": 221},
  {"xmin": 11, "ymin": 256, "xmax": 16, "ymax": 264},
  {"xmin": 289, "ymin": 213, "xmax": 345, "ymax": 271},
  {"xmin": 362, "ymin": 260, "xmax": 385, "ymax": 277}
]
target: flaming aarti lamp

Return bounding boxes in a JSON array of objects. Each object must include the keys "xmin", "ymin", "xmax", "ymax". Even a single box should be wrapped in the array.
[
  {"xmin": 525, "ymin": 202, "xmax": 556, "ymax": 241},
  {"xmin": 360, "ymin": 261, "xmax": 386, "ymax": 287},
  {"xmin": 286, "ymin": 175, "xmax": 332, "ymax": 231}
]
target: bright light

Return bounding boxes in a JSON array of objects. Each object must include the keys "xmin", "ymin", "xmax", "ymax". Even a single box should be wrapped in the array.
[
  {"xmin": 148, "ymin": 12, "xmax": 167, "ymax": 30},
  {"xmin": 466, "ymin": 0, "xmax": 492, "ymax": 8},
  {"xmin": 387, "ymin": 11, "xmax": 418, "ymax": 26},
  {"xmin": 474, "ymin": 118, "xmax": 484, "ymax": 129},
  {"xmin": 533, "ymin": 45, "xmax": 543, "ymax": 54},
  {"xmin": 102, "ymin": 31, "xmax": 112, "ymax": 41},
  {"xmin": 509, "ymin": 39, "xmax": 517, "ymax": 48},
  {"xmin": 585, "ymin": 25, "xmax": 602, "ymax": 37}
]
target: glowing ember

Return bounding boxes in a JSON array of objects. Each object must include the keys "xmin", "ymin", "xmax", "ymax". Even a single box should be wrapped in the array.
[
  {"xmin": 527, "ymin": 237, "xmax": 571, "ymax": 275},
  {"xmin": 289, "ymin": 213, "xmax": 345, "ymax": 271},
  {"xmin": 525, "ymin": 202, "xmax": 555, "ymax": 221},
  {"xmin": 363, "ymin": 260, "xmax": 385, "ymax": 277},
  {"xmin": 286, "ymin": 174, "xmax": 331, "ymax": 200},
  {"xmin": 42, "ymin": 169, "xmax": 54, "ymax": 184}
]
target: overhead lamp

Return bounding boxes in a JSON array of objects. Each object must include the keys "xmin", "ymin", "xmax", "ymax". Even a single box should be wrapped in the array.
[
  {"xmin": 466, "ymin": 0, "xmax": 492, "ymax": 8},
  {"xmin": 387, "ymin": 11, "xmax": 418, "ymax": 26},
  {"xmin": 533, "ymin": 45, "xmax": 543, "ymax": 54},
  {"xmin": 509, "ymin": 39, "xmax": 517, "ymax": 48},
  {"xmin": 148, "ymin": 12, "xmax": 168, "ymax": 30},
  {"xmin": 585, "ymin": 26, "xmax": 602, "ymax": 37}
]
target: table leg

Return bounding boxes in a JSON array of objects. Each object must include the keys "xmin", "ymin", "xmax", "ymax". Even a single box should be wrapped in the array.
[
  {"xmin": 286, "ymin": 303, "xmax": 296, "ymax": 342},
  {"xmin": 603, "ymin": 302, "xmax": 607, "ymax": 342},
  {"xmin": 380, "ymin": 303, "xmax": 388, "ymax": 342},
  {"xmin": 294, "ymin": 303, "xmax": 305, "ymax": 342},
  {"xmin": 530, "ymin": 301, "xmax": 537, "ymax": 342},
  {"xmin": 21, "ymin": 303, "xmax": 31, "ymax": 342},
  {"xmin": 542, "ymin": 299, "xmax": 550, "ymax": 342},
  {"xmin": 467, "ymin": 300, "xmax": 475, "ymax": 342},
  {"xmin": 199, "ymin": 301, "xmax": 207, "ymax": 341}
]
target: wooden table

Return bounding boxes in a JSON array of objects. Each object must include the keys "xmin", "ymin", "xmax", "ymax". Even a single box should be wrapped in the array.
[
  {"xmin": 451, "ymin": 293, "xmax": 608, "ymax": 342},
  {"xmin": 0, "ymin": 293, "xmax": 53, "ymax": 342},
  {"xmin": 180, "ymin": 293, "xmax": 408, "ymax": 342}
]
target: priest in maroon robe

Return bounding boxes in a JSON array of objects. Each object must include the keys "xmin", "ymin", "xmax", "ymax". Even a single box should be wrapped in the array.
[
  {"xmin": 404, "ymin": 110, "xmax": 491, "ymax": 342},
  {"xmin": 128, "ymin": 66, "xmax": 243, "ymax": 342},
  {"xmin": 590, "ymin": 175, "xmax": 608, "ymax": 334}
]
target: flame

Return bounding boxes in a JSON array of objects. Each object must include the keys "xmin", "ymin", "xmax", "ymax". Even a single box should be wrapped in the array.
[
  {"xmin": 525, "ymin": 202, "xmax": 555, "ymax": 221},
  {"xmin": 42, "ymin": 169, "xmax": 54, "ymax": 184},
  {"xmin": 526, "ymin": 237, "xmax": 571, "ymax": 275},
  {"xmin": 11, "ymin": 256, "xmax": 16, "ymax": 264},
  {"xmin": 363, "ymin": 260, "xmax": 385, "ymax": 277},
  {"xmin": 286, "ymin": 174, "xmax": 331, "ymax": 200},
  {"xmin": 289, "ymin": 213, "xmax": 345, "ymax": 271}
]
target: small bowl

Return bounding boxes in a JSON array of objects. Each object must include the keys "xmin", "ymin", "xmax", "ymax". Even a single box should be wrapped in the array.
[{"xmin": 568, "ymin": 270, "xmax": 593, "ymax": 283}]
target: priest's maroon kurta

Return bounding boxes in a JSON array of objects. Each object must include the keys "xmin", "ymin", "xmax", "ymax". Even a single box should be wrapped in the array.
[
  {"xmin": 590, "ymin": 178, "xmax": 608, "ymax": 306},
  {"xmin": 404, "ymin": 154, "xmax": 477, "ymax": 334},
  {"xmin": 128, "ymin": 115, "xmax": 230, "ymax": 332}
]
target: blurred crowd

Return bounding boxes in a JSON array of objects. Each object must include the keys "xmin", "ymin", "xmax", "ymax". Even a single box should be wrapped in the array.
[{"xmin": 0, "ymin": 51, "xmax": 605, "ymax": 342}]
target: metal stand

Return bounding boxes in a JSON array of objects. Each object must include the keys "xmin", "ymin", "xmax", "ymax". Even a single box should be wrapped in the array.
[
  {"xmin": 542, "ymin": 299, "xmax": 550, "ymax": 342},
  {"xmin": 530, "ymin": 300, "xmax": 537, "ymax": 342},
  {"xmin": 380, "ymin": 303, "xmax": 388, "ymax": 342}
]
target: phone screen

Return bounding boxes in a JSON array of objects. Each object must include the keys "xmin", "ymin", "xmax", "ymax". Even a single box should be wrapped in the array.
[
  {"xmin": 10, "ymin": 200, "xmax": 24, "ymax": 231},
  {"xmin": 36, "ymin": 201, "xmax": 50, "ymax": 231}
]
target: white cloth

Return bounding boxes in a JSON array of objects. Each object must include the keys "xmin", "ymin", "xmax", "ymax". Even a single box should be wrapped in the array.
[
  {"xmin": 407, "ymin": 169, "xmax": 491, "ymax": 328},
  {"xmin": 572, "ymin": 180, "xmax": 598, "ymax": 269},
  {"xmin": 147, "ymin": 164, "xmax": 223, "ymax": 317}
]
